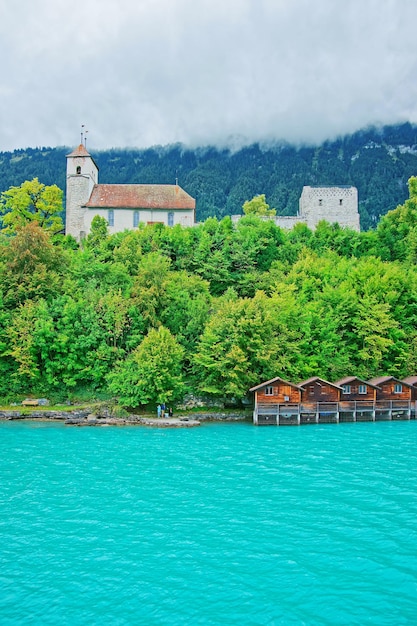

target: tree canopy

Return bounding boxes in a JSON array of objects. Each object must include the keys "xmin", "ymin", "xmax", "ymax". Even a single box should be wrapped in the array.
[
  {"xmin": 242, "ymin": 194, "xmax": 276, "ymax": 217},
  {"xmin": 0, "ymin": 175, "xmax": 416, "ymax": 408},
  {"xmin": 108, "ymin": 326, "xmax": 185, "ymax": 406},
  {"xmin": 0, "ymin": 177, "xmax": 64, "ymax": 234},
  {"xmin": 2, "ymin": 123, "xmax": 417, "ymax": 228}
]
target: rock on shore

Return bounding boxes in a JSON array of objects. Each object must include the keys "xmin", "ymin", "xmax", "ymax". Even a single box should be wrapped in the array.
[
  {"xmin": 0, "ymin": 409, "xmax": 90, "ymax": 420},
  {"xmin": 65, "ymin": 415, "xmax": 201, "ymax": 427},
  {"xmin": 0, "ymin": 408, "xmax": 249, "ymax": 427}
]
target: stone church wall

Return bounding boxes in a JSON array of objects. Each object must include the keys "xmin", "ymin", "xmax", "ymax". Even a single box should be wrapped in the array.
[{"xmin": 66, "ymin": 175, "xmax": 92, "ymax": 239}]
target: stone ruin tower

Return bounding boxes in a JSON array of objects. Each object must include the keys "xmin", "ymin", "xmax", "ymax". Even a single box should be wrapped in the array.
[
  {"xmin": 299, "ymin": 185, "xmax": 360, "ymax": 231},
  {"xmin": 65, "ymin": 144, "xmax": 98, "ymax": 240}
]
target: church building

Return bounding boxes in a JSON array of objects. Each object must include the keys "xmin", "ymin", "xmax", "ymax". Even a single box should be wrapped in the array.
[{"xmin": 65, "ymin": 144, "xmax": 196, "ymax": 240}]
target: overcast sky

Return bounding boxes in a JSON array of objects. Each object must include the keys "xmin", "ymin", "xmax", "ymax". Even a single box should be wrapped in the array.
[{"xmin": 1, "ymin": 0, "xmax": 416, "ymax": 152}]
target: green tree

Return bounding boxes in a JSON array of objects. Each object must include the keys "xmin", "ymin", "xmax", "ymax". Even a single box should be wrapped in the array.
[
  {"xmin": 159, "ymin": 271, "xmax": 211, "ymax": 356},
  {"xmin": 7, "ymin": 300, "xmax": 40, "ymax": 385},
  {"xmin": 85, "ymin": 215, "xmax": 110, "ymax": 253},
  {"xmin": 108, "ymin": 326, "xmax": 185, "ymax": 407},
  {"xmin": 194, "ymin": 290, "xmax": 301, "ymax": 399},
  {"xmin": 0, "ymin": 178, "xmax": 64, "ymax": 234},
  {"xmin": 0, "ymin": 222, "xmax": 66, "ymax": 307},
  {"xmin": 352, "ymin": 296, "xmax": 398, "ymax": 376},
  {"xmin": 242, "ymin": 194, "xmax": 276, "ymax": 217},
  {"xmin": 130, "ymin": 252, "xmax": 172, "ymax": 331},
  {"xmin": 112, "ymin": 230, "xmax": 144, "ymax": 274},
  {"xmin": 11, "ymin": 291, "xmax": 132, "ymax": 394},
  {"xmin": 376, "ymin": 176, "xmax": 417, "ymax": 261}
]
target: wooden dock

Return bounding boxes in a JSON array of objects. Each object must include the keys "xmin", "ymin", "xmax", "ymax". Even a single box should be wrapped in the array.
[{"xmin": 254, "ymin": 400, "xmax": 415, "ymax": 426}]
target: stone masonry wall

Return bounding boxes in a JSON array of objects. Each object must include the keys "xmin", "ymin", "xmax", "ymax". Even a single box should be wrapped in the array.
[
  {"xmin": 232, "ymin": 186, "xmax": 360, "ymax": 232},
  {"xmin": 299, "ymin": 186, "xmax": 360, "ymax": 231},
  {"xmin": 274, "ymin": 215, "xmax": 304, "ymax": 229},
  {"xmin": 65, "ymin": 175, "xmax": 92, "ymax": 239},
  {"xmin": 66, "ymin": 153, "xmax": 98, "ymax": 240}
]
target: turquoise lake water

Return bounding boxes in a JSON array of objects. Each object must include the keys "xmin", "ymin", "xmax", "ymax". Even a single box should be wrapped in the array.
[{"xmin": 1, "ymin": 420, "xmax": 417, "ymax": 625}]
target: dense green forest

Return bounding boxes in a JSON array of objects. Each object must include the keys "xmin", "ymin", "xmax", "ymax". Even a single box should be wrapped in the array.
[
  {"xmin": 2, "ymin": 123, "xmax": 417, "ymax": 229},
  {"xmin": 0, "ymin": 173, "xmax": 417, "ymax": 408}
]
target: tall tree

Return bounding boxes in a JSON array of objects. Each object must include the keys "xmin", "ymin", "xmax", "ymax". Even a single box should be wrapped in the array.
[
  {"xmin": 108, "ymin": 326, "xmax": 185, "ymax": 407},
  {"xmin": 242, "ymin": 194, "xmax": 276, "ymax": 217},
  {"xmin": 0, "ymin": 178, "xmax": 64, "ymax": 234},
  {"xmin": 375, "ymin": 176, "xmax": 417, "ymax": 261},
  {"xmin": 0, "ymin": 222, "xmax": 66, "ymax": 307},
  {"xmin": 193, "ymin": 290, "xmax": 301, "ymax": 398}
]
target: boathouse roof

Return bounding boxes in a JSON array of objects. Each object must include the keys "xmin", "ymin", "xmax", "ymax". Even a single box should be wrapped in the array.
[
  {"xmin": 335, "ymin": 376, "xmax": 380, "ymax": 389},
  {"xmin": 368, "ymin": 375, "xmax": 414, "ymax": 388},
  {"xmin": 298, "ymin": 376, "xmax": 343, "ymax": 390},
  {"xmin": 249, "ymin": 377, "xmax": 304, "ymax": 392},
  {"xmin": 402, "ymin": 375, "xmax": 417, "ymax": 386}
]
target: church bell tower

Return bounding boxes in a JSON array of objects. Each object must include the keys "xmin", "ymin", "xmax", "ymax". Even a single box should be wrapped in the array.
[{"xmin": 65, "ymin": 143, "xmax": 98, "ymax": 240}]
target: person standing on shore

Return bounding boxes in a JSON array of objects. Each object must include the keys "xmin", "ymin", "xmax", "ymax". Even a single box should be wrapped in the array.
[{"xmin": 157, "ymin": 404, "xmax": 161, "ymax": 418}]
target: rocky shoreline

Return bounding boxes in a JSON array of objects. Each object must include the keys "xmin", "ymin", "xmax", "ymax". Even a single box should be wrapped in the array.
[{"xmin": 0, "ymin": 409, "xmax": 249, "ymax": 428}]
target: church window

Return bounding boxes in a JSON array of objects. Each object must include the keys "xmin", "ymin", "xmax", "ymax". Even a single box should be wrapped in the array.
[
  {"xmin": 108, "ymin": 209, "xmax": 114, "ymax": 227},
  {"xmin": 168, "ymin": 211, "xmax": 174, "ymax": 227},
  {"xmin": 133, "ymin": 210, "xmax": 140, "ymax": 227},
  {"xmin": 339, "ymin": 199, "xmax": 343, "ymax": 205},
  {"xmin": 318, "ymin": 199, "xmax": 322, "ymax": 206},
  {"xmin": 76, "ymin": 166, "xmax": 81, "ymax": 174}
]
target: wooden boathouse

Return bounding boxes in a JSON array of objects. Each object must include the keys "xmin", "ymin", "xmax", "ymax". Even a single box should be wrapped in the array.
[
  {"xmin": 403, "ymin": 376, "xmax": 417, "ymax": 400},
  {"xmin": 250, "ymin": 375, "xmax": 417, "ymax": 425},
  {"xmin": 249, "ymin": 377, "xmax": 303, "ymax": 425}
]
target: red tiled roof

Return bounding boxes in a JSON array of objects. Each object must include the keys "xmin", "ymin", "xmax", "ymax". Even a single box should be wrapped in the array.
[
  {"xmin": 66, "ymin": 144, "xmax": 92, "ymax": 158},
  {"xmin": 66, "ymin": 144, "xmax": 99, "ymax": 170},
  {"xmin": 85, "ymin": 184, "xmax": 195, "ymax": 210}
]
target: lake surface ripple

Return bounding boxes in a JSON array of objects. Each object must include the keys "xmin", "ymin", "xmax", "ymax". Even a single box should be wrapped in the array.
[{"xmin": 1, "ymin": 421, "xmax": 417, "ymax": 625}]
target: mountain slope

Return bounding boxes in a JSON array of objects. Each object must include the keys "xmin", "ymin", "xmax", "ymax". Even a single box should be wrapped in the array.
[{"xmin": 1, "ymin": 123, "xmax": 417, "ymax": 229}]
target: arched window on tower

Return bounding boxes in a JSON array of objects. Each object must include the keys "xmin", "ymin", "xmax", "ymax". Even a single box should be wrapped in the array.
[{"xmin": 76, "ymin": 166, "xmax": 81, "ymax": 174}]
